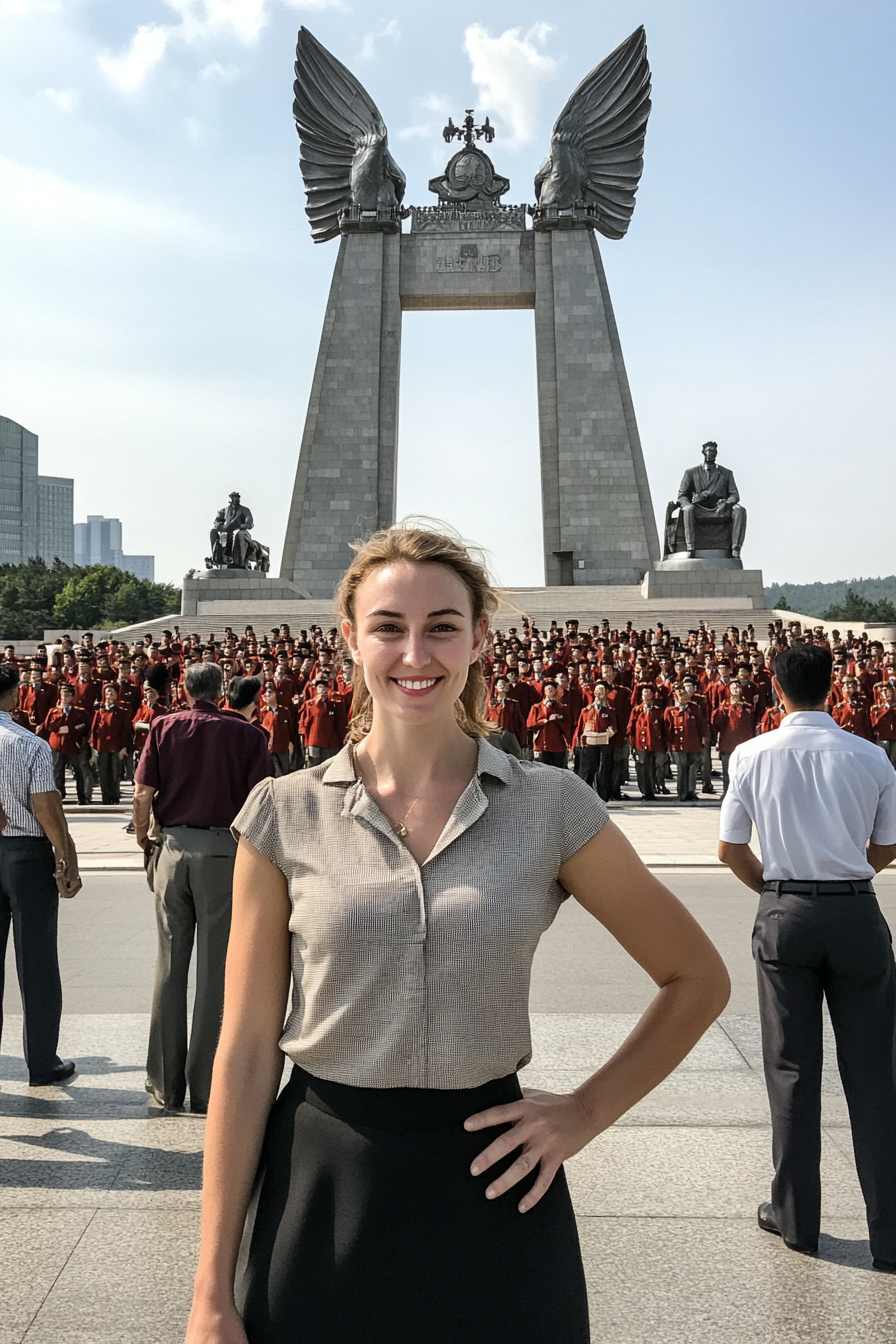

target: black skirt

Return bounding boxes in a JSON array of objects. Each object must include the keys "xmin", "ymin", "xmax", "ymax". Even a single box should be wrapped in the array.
[{"xmin": 235, "ymin": 1066, "xmax": 590, "ymax": 1344}]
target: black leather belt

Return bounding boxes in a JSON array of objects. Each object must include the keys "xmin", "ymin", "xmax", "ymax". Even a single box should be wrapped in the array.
[{"xmin": 772, "ymin": 880, "xmax": 874, "ymax": 895}]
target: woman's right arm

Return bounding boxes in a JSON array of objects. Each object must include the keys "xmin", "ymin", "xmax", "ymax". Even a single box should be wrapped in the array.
[{"xmin": 185, "ymin": 839, "xmax": 292, "ymax": 1344}]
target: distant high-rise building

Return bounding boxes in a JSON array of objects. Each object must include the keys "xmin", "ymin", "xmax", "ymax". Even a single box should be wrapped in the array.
[
  {"xmin": 38, "ymin": 475, "xmax": 75, "ymax": 565},
  {"xmin": 75, "ymin": 514, "xmax": 123, "ymax": 567},
  {"xmin": 74, "ymin": 514, "xmax": 154, "ymax": 582},
  {"xmin": 0, "ymin": 416, "xmax": 39, "ymax": 566},
  {"xmin": 122, "ymin": 554, "xmax": 155, "ymax": 582}
]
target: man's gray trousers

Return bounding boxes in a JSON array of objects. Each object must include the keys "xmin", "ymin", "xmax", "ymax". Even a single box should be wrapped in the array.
[
  {"xmin": 753, "ymin": 881, "xmax": 896, "ymax": 1261},
  {"xmin": 147, "ymin": 826, "xmax": 237, "ymax": 1110}
]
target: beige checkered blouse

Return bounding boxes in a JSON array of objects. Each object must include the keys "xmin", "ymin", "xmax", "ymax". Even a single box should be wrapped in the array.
[{"xmin": 232, "ymin": 737, "xmax": 608, "ymax": 1089}]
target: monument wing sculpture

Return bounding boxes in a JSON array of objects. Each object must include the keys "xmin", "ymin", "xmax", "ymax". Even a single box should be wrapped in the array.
[
  {"xmin": 534, "ymin": 26, "xmax": 651, "ymax": 239},
  {"xmin": 293, "ymin": 27, "xmax": 407, "ymax": 243}
]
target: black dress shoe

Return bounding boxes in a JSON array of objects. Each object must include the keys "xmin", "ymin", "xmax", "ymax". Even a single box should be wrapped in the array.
[
  {"xmin": 29, "ymin": 1060, "xmax": 76, "ymax": 1087},
  {"xmin": 757, "ymin": 1202, "xmax": 817, "ymax": 1256},
  {"xmin": 145, "ymin": 1078, "xmax": 184, "ymax": 1111},
  {"xmin": 872, "ymin": 1258, "xmax": 896, "ymax": 1273}
]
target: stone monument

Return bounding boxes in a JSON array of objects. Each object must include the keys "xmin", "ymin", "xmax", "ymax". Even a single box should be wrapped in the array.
[
  {"xmin": 662, "ymin": 443, "xmax": 747, "ymax": 568},
  {"xmin": 206, "ymin": 492, "xmax": 271, "ymax": 572},
  {"xmin": 281, "ymin": 26, "xmax": 661, "ymax": 598},
  {"xmin": 181, "ymin": 492, "xmax": 310, "ymax": 617}
]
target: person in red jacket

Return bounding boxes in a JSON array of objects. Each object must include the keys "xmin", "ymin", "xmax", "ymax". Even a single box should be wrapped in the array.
[
  {"xmin": 72, "ymin": 659, "xmax": 102, "ymax": 714},
  {"xmin": 600, "ymin": 660, "xmax": 632, "ymax": 800},
  {"xmin": 526, "ymin": 680, "xmax": 569, "ymax": 769},
  {"xmin": 299, "ymin": 679, "xmax": 345, "ymax": 765},
  {"xmin": 485, "ymin": 678, "xmax": 525, "ymax": 754},
  {"xmin": 21, "ymin": 667, "xmax": 57, "ymax": 728},
  {"xmin": 90, "ymin": 683, "xmax": 133, "ymax": 803},
  {"xmin": 711, "ymin": 681, "xmax": 756, "ymax": 796},
  {"xmin": 871, "ymin": 684, "xmax": 896, "ymax": 768},
  {"xmin": 758, "ymin": 701, "xmax": 785, "ymax": 734},
  {"xmin": 132, "ymin": 679, "xmax": 169, "ymax": 761},
  {"xmin": 832, "ymin": 678, "xmax": 875, "ymax": 741},
  {"xmin": 627, "ymin": 684, "xmax": 666, "ymax": 801},
  {"xmin": 574, "ymin": 685, "xmax": 616, "ymax": 800},
  {"xmin": 38, "ymin": 682, "xmax": 91, "ymax": 803},
  {"xmin": 663, "ymin": 679, "xmax": 709, "ymax": 802},
  {"xmin": 259, "ymin": 682, "xmax": 296, "ymax": 776}
]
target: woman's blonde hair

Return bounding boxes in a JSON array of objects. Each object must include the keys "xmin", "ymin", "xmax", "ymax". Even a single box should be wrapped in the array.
[{"xmin": 335, "ymin": 521, "xmax": 500, "ymax": 743}]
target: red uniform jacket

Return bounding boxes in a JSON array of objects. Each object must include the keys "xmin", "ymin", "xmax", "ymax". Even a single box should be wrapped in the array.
[
  {"xmin": 115, "ymin": 681, "xmax": 143, "ymax": 719},
  {"xmin": 833, "ymin": 702, "xmax": 874, "ymax": 740},
  {"xmin": 604, "ymin": 685, "xmax": 631, "ymax": 749},
  {"xmin": 299, "ymin": 697, "xmax": 345, "ymax": 749},
  {"xmin": 758, "ymin": 707, "xmax": 784, "ymax": 734},
  {"xmin": 733, "ymin": 680, "xmax": 761, "ymax": 721},
  {"xmin": 21, "ymin": 683, "xmax": 57, "ymax": 727},
  {"xmin": 627, "ymin": 704, "xmax": 666, "ymax": 752},
  {"xmin": 39, "ymin": 706, "xmax": 90, "ymax": 755},
  {"xmin": 72, "ymin": 677, "xmax": 102, "ymax": 714},
  {"xmin": 871, "ymin": 705, "xmax": 896, "ymax": 742},
  {"xmin": 90, "ymin": 706, "xmax": 133, "ymax": 753},
  {"xmin": 486, "ymin": 698, "xmax": 526, "ymax": 747},
  {"xmin": 260, "ymin": 705, "xmax": 295, "ymax": 754},
  {"xmin": 527, "ymin": 700, "xmax": 570, "ymax": 753},
  {"xmin": 712, "ymin": 703, "xmax": 755, "ymax": 753},
  {"xmin": 663, "ymin": 703, "xmax": 708, "ymax": 753},
  {"xmin": 574, "ymin": 704, "xmax": 616, "ymax": 750},
  {"xmin": 132, "ymin": 702, "xmax": 168, "ymax": 755}
]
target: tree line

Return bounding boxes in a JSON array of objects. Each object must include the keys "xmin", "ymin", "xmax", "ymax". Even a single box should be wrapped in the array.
[{"xmin": 0, "ymin": 559, "xmax": 180, "ymax": 640}]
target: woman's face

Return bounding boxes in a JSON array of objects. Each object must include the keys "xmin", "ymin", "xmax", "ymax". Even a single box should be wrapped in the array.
[{"xmin": 344, "ymin": 561, "xmax": 487, "ymax": 729}]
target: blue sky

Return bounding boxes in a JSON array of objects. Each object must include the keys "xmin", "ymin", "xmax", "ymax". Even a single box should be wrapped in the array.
[{"xmin": 1, "ymin": 0, "xmax": 893, "ymax": 588}]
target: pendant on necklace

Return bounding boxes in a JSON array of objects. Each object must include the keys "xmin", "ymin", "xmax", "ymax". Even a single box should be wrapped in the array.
[{"xmin": 394, "ymin": 821, "xmax": 408, "ymax": 838}]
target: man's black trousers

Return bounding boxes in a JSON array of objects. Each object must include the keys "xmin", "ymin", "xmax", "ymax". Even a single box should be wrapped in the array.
[
  {"xmin": 0, "ymin": 837, "xmax": 63, "ymax": 1079},
  {"xmin": 753, "ymin": 882, "xmax": 896, "ymax": 1260}
]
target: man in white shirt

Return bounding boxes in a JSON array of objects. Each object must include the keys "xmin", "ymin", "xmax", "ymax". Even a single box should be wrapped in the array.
[{"xmin": 718, "ymin": 642, "xmax": 896, "ymax": 1269}]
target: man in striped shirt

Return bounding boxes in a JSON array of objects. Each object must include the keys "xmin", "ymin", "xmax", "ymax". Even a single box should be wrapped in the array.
[{"xmin": 0, "ymin": 661, "xmax": 81, "ymax": 1087}]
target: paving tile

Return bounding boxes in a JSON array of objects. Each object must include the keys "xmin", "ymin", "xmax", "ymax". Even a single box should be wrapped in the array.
[
  {"xmin": 578, "ymin": 1216, "xmax": 896, "ymax": 1343},
  {"xmin": 531, "ymin": 1014, "xmax": 747, "ymax": 1072},
  {"xmin": 22, "ymin": 1209, "xmax": 199, "ymax": 1344},
  {"xmin": 0, "ymin": 1118, "xmax": 204, "ymax": 1209},
  {"xmin": 0, "ymin": 1209, "xmax": 94, "ymax": 1344},
  {"xmin": 565, "ymin": 1126, "xmax": 866, "ymax": 1219}
]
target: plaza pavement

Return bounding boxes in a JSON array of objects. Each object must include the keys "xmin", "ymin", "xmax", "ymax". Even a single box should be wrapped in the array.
[{"xmin": 2, "ymin": 796, "xmax": 896, "ymax": 1342}]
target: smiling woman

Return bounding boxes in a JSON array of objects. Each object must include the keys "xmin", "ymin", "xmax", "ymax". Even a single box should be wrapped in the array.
[{"xmin": 184, "ymin": 522, "xmax": 730, "ymax": 1344}]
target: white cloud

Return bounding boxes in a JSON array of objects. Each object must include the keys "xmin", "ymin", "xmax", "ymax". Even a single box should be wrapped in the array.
[
  {"xmin": 462, "ymin": 22, "xmax": 557, "ymax": 147},
  {"xmin": 162, "ymin": 0, "xmax": 270, "ymax": 46},
  {"xmin": 397, "ymin": 92, "xmax": 451, "ymax": 141},
  {"xmin": 98, "ymin": 1, "xmax": 345, "ymax": 91},
  {"xmin": 0, "ymin": 0, "xmax": 60, "ymax": 15},
  {"xmin": 200, "ymin": 60, "xmax": 241, "ymax": 83},
  {"xmin": 0, "ymin": 155, "xmax": 213, "ymax": 241},
  {"xmin": 40, "ymin": 86, "xmax": 81, "ymax": 114},
  {"xmin": 358, "ymin": 18, "xmax": 400, "ymax": 63},
  {"xmin": 98, "ymin": 24, "xmax": 171, "ymax": 93}
]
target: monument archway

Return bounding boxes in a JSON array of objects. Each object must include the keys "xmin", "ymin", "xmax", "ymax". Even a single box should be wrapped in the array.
[
  {"xmin": 280, "ymin": 27, "xmax": 661, "ymax": 599},
  {"xmin": 395, "ymin": 309, "xmax": 542, "ymax": 583}
]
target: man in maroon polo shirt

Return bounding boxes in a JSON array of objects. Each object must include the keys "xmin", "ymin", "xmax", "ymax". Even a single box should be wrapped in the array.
[{"xmin": 132, "ymin": 663, "xmax": 272, "ymax": 1113}]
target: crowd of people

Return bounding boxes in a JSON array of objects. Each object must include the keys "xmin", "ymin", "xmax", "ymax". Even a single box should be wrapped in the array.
[{"xmin": 2, "ymin": 611, "xmax": 895, "ymax": 808}]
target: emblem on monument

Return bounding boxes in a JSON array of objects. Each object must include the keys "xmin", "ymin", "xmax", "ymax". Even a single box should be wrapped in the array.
[{"xmin": 428, "ymin": 111, "xmax": 510, "ymax": 209}]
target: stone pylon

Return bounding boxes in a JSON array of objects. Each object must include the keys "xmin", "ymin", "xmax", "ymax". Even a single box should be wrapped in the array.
[
  {"xmin": 280, "ymin": 231, "xmax": 401, "ymax": 600},
  {"xmin": 280, "ymin": 222, "xmax": 658, "ymax": 596}
]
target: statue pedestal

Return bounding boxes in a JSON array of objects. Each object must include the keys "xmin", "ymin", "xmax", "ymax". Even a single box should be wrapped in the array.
[
  {"xmin": 653, "ymin": 550, "xmax": 743, "ymax": 572},
  {"xmin": 641, "ymin": 563, "xmax": 764, "ymax": 605},
  {"xmin": 182, "ymin": 569, "xmax": 312, "ymax": 616}
]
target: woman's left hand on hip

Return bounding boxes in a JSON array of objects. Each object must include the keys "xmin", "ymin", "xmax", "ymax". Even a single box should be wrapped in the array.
[{"xmin": 464, "ymin": 1088, "xmax": 595, "ymax": 1213}]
